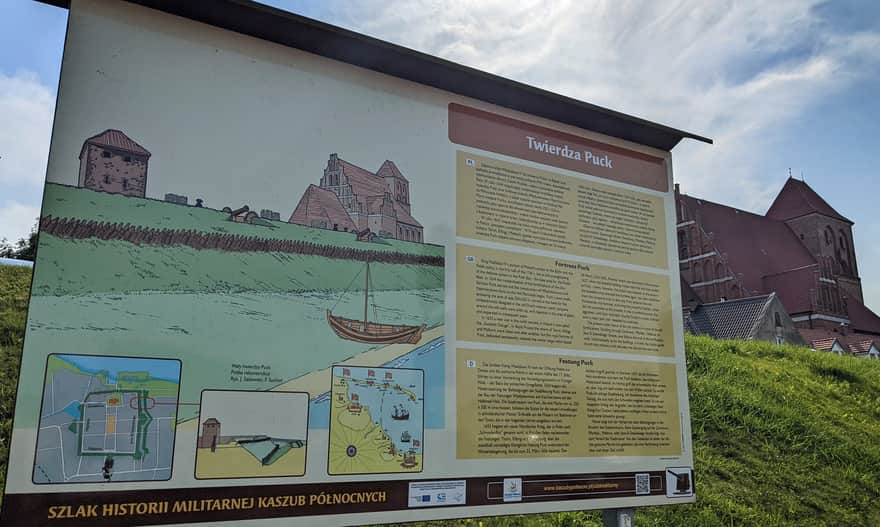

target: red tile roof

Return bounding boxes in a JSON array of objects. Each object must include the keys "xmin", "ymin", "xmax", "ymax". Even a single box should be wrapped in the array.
[
  {"xmin": 679, "ymin": 194, "xmax": 817, "ymax": 310},
  {"xmin": 847, "ymin": 339, "xmax": 877, "ymax": 355},
  {"xmin": 81, "ymin": 129, "xmax": 151, "ymax": 157},
  {"xmin": 766, "ymin": 178, "xmax": 851, "ymax": 224},
  {"xmin": 288, "ymin": 184, "xmax": 356, "ymax": 232},
  {"xmin": 798, "ymin": 328, "xmax": 879, "ymax": 356},
  {"xmin": 812, "ymin": 338, "xmax": 840, "ymax": 351}
]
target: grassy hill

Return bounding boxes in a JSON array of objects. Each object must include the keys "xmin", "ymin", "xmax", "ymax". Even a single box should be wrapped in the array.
[
  {"xmin": 41, "ymin": 183, "xmax": 443, "ymax": 257},
  {"xmin": 33, "ymin": 184, "xmax": 445, "ymax": 295},
  {"xmin": 0, "ymin": 265, "xmax": 30, "ymax": 491},
  {"xmin": 2, "ymin": 267, "xmax": 880, "ymax": 525}
]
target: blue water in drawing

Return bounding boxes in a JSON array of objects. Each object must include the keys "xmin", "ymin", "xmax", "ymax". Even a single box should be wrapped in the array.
[
  {"xmin": 308, "ymin": 336, "xmax": 444, "ymax": 429},
  {"xmin": 54, "ymin": 354, "xmax": 181, "ymax": 384},
  {"xmin": 343, "ymin": 366, "xmax": 424, "ymax": 456}
]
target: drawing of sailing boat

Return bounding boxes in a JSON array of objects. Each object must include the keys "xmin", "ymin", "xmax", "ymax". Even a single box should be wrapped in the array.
[
  {"xmin": 392, "ymin": 405, "xmax": 410, "ymax": 421},
  {"xmin": 326, "ymin": 262, "xmax": 426, "ymax": 344}
]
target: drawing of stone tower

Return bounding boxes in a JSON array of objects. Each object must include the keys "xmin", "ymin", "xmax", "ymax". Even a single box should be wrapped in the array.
[{"xmin": 199, "ymin": 418, "xmax": 221, "ymax": 450}]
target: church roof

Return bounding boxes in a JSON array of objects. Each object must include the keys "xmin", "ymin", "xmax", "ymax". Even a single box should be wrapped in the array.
[
  {"xmin": 684, "ymin": 294, "xmax": 776, "ymax": 341},
  {"xmin": 376, "ymin": 160, "xmax": 408, "ymax": 181},
  {"xmin": 845, "ymin": 296, "xmax": 880, "ymax": 336},
  {"xmin": 339, "ymin": 159, "xmax": 388, "ymax": 200},
  {"xmin": 678, "ymin": 194, "xmax": 817, "ymax": 311},
  {"xmin": 81, "ymin": 129, "xmax": 151, "ymax": 157},
  {"xmin": 336, "ymin": 157, "xmax": 422, "ymax": 228},
  {"xmin": 288, "ymin": 184, "xmax": 357, "ymax": 232},
  {"xmin": 393, "ymin": 202, "xmax": 421, "ymax": 228},
  {"xmin": 766, "ymin": 177, "xmax": 852, "ymax": 224}
]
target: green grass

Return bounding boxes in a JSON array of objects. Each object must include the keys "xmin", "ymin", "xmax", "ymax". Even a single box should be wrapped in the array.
[
  {"xmin": 2, "ymin": 267, "xmax": 880, "ymax": 525},
  {"xmin": 0, "ymin": 266, "xmax": 31, "ymax": 494},
  {"xmin": 41, "ymin": 183, "xmax": 443, "ymax": 257}
]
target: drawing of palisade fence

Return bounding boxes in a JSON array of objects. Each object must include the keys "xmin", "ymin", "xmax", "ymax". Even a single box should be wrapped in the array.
[{"xmin": 37, "ymin": 216, "xmax": 444, "ymax": 266}]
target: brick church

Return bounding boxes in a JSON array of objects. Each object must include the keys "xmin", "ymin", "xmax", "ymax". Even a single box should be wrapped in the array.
[
  {"xmin": 289, "ymin": 154, "xmax": 423, "ymax": 242},
  {"xmin": 678, "ymin": 178, "xmax": 880, "ymax": 358}
]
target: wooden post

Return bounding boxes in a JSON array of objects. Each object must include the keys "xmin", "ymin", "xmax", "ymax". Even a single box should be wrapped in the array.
[{"xmin": 602, "ymin": 508, "xmax": 635, "ymax": 527}]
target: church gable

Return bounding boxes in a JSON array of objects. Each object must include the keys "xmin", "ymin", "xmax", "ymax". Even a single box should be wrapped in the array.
[{"xmin": 766, "ymin": 177, "xmax": 852, "ymax": 224}]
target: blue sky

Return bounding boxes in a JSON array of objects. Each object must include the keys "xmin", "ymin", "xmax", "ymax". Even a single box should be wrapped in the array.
[{"xmin": 1, "ymin": 0, "xmax": 879, "ymax": 310}]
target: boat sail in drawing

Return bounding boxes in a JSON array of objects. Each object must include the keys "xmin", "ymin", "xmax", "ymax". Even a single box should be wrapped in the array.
[{"xmin": 327, "ymin": 262, "xmax": 426, "ymax": 345}]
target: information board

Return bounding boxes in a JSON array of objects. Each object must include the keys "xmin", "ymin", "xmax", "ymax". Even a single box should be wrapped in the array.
[{"xmin": 1, "ymin": 0, "xmax": 703, "ymax": 525}]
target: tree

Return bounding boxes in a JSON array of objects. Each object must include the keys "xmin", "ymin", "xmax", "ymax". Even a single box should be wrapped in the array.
[{"xmin": 0, "ymin": 219, "xmax": 38, "ymax": 261}]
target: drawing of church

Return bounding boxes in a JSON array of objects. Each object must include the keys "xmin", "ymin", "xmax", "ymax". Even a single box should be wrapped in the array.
[{"xmin": 289, "ymin": 154, "xmax": 424, "ymax": 242}]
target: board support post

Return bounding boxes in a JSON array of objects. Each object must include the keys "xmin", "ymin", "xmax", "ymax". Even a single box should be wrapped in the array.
[{"xmin": 602, "ymin": 508, "xmax": 635, "ymax": 527}]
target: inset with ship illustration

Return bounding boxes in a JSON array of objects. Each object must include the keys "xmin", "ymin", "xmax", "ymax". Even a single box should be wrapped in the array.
[
  {"xmin": 328, "ymin": 366, "xmax": 424, "ymax": 475},
  {"xmin": 195, "ymin": 390, "xmax": 309, "ymax": 479}
]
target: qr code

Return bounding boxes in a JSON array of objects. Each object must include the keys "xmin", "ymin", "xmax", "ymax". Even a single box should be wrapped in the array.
[{"xmin": 635, "ymin": 473, "xmax": 650, "ymax": 495}]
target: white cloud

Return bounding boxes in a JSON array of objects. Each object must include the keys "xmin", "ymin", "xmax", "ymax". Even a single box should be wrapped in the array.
[
  {"xmin": 0, "ymin": 201, "xmax": 40, "ymax": 244},
  {"xmin": 0, "ymin": 70, "xmax": 54, "ymax": 188},
  {"xmin": 319, "ymin": 0, "xmax": 880, "ymax": 213}
]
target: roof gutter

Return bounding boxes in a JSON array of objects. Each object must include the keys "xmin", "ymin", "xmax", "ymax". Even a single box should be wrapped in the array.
[{"xmin": 36, "ymin": 0, "xmax": 711, "ymax": 152}]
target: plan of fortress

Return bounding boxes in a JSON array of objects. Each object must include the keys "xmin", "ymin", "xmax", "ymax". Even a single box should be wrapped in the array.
[{"xmin": 34, "ymin": 355, "xmax": 180, "ymax": 484}]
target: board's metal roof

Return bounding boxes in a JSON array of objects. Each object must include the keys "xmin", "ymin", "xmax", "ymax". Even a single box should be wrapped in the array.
[{"xmin": 39, "ymin": 0, "xmax": 712, "ymax": 151}]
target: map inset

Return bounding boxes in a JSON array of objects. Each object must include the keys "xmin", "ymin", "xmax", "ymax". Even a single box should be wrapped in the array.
[
  {"xmin": 33, "ymin": 354, "xmax": 181, "ymax": 484},
  {"xmin": 329, "ymin": 366, "xmax": 423, "ymax": 475}
]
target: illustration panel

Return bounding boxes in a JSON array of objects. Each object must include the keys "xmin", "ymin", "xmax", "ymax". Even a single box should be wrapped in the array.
[
  {"xmin": 33, "ymin": 354, "xmax": 181, "ymax": 484},
  {"xmin": 195, "ymin": 390, "xmax": 309, "ymax": 479},
  {"xmin": 328, "ymin": 366, "xmax": 424, "ymax": 475}
]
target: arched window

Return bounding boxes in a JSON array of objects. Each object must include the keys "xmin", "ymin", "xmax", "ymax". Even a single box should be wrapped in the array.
[
  {"xmin": 824, "ymin": 227, "xmax": 834, "ymax": 246},
  {"xmin": 703, "ymin": 261, "xmax": 712, "ymax": 281},
  {"xmin": 838, "ymin": 229, "xmax": 851, "ymax": 274},
  {"xmin": 678, "ymin": 231, "xmax": 688, "ymax": 259},
  {"xmin": 774, "ymin": 312, "xmax": 782, "ymax": 328}
]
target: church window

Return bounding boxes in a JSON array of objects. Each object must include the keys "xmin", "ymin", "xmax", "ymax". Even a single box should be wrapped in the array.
[
  {"xmin": 102, "ymin": 150, "xmax": 111, "ymax": 158},
  {"xmin": 124, "ymin": 155, "xmax": 132, "ymax": 162},
  {"xmin": 774, "ymin": 312, "xmax": 782, "ymax": 328},
  {"xmin": 824, "ymin": 227, "xmax": 833, "ymax": 246},
  {"xmin": 104, "ymin": 174, "xmax": 111, "ymax": 184},
  {"xmin": 678, "ymin": 231, "xmax": 688, "ymax": 259},
  {"xmin": 703, "ymin": 261, "xmax": 712, "ymax": 281},
  {"xmin": 838, "ymin": 230, "xmax": 851, "ymax": 273}
]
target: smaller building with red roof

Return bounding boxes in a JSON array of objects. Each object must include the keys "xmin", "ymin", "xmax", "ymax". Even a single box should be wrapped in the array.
[{"xmin": 78, "ymin": 129, "xmax": 151, "ymax": 197}]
